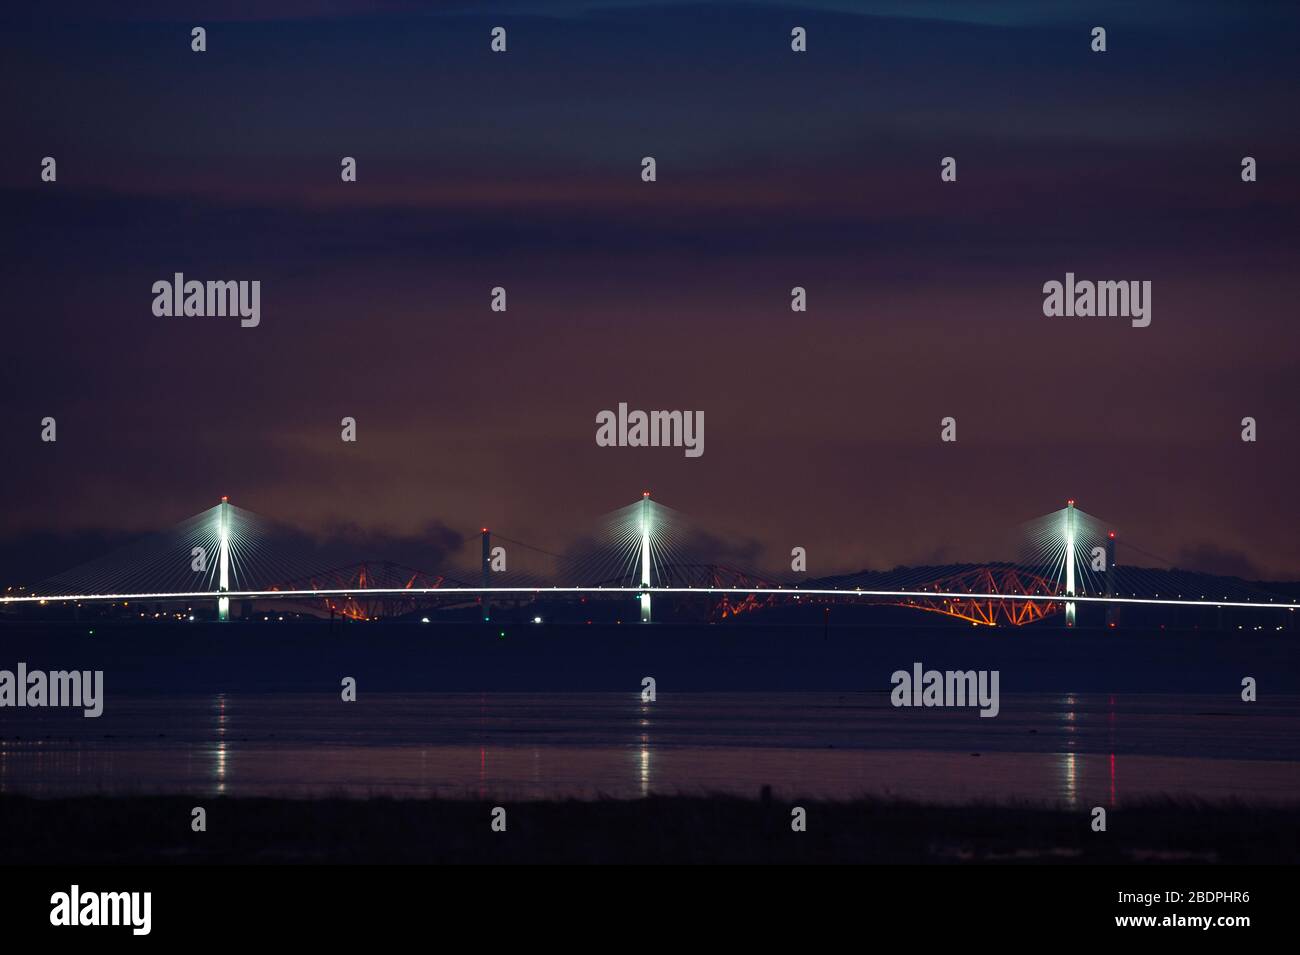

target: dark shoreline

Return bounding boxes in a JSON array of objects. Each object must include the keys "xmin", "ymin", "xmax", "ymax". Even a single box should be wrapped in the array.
[{"xmin": 2, "ymin": 793, "xmax": 1295, "ymax": 864}]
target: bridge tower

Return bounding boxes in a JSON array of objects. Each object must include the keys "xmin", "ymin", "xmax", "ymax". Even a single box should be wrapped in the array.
[
  {"xmin": 1064, "ymin": 499, "xmax": 1077, "ymax": 628},
  {"xmin": 639, "ymin": 491, "xmax": 652, "ymax": 623},
  {"xmin": 1104, "ymin": 530, "xmax": 1118, "ymax": 628},
  {"xmin": 217, "ymin": 496, "xmax": 231, "ymax": 622},
  {"xmin": 481, "ymin": 528, "xmax": 492, "ymax": 622}
]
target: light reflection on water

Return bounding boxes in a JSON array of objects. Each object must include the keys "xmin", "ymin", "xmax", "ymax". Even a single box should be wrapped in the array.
[
  {"xmin": 1060, "ymin": 694, "xmax": 1078, "ymax": 807},
  {"xmin": 0, "ymin": 692, "xmax": 1295, "ymax": 805},
  {"xmin": 214, "ymin": 693, "xmax": 227, "ymax": 795}
]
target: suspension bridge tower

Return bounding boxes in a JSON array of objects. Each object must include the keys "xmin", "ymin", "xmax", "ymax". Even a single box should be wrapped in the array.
[
  {"xmin": 639, "ymin": 491, "xmax": 652, "ymax": 623},
  {"xmin": 1105, "ymin": 529, "xmax": 1118, "ymax": 628},
  {"xmin": 217, "ymin": 496, "xmax": 231, "ymax": 622},
  {"xmin": 1064, "ymin": 498, "xmax": 1077, "ymax": 628}
]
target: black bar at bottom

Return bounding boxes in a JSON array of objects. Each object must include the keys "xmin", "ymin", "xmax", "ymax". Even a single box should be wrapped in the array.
[{"xmin": 2, "ymin": 864, "xmax": 1286, "ymax": 942}]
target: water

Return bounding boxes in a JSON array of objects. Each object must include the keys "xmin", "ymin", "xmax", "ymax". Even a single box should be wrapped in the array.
[{"xmin": 1, "ymin": 692, "xmax": 1296, "ymax": 805}]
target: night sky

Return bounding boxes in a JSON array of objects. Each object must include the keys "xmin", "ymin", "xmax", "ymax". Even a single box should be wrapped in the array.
[{"xmin": 2, "ymin": 1, "xmax": 1298, "ymax": 583}]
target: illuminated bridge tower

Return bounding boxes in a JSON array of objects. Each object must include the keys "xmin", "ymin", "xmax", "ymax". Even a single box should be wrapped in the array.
[
  {"xmin": 1105, "ymin": 530, "xmax": 1118, "ymax": 628},
  {"xmin": 1064, "ymin": 498, "xmax": 1077, "ymax": 628},
  {"xmin": 639, "ymin": 491, "xmax": 652, "ymax": 623},
  {"xmin": 217, "ymin": 496, "xmax": 231, "ymax": 622}
]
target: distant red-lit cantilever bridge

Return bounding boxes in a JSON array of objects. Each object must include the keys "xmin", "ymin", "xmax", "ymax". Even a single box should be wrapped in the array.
[
  {"xmin": 900, "ymin": 565, "xmax": 1062, "ymax": 626},
  {"xmin": 267, "ymin": 562, "xmax": 1066, "ymax": 626},
  {"xmin": 267, "ymin": 562, "xmax": 475, "ymax": 621},
  {"xmin": 656, "ymin": 562, "xmax": 1062, "ymax": 625},
  {"xmin": 249, "ymin": 561, "xmax": 1067, "ymax": 626},
  {"xmin": 6, "ymin": 494, "xmax": 1298, "ymax": 627}
]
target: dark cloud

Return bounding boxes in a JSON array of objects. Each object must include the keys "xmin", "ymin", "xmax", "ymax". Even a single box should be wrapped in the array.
[{"xmin": 1173, "ymin": 543, "xmax": 1265, "ymax": 582}]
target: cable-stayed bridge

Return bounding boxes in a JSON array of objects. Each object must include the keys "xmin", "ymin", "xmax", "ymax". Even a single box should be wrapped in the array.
[{"xmin": 3, "ymin": 493, "xmax": 1297, "ymax": 627}]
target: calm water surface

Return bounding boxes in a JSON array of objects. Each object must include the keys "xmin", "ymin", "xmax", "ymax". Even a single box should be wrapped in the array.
[{"xmin": 1, "ymin": 692, "xmax": 1296, "ymax": 805}]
